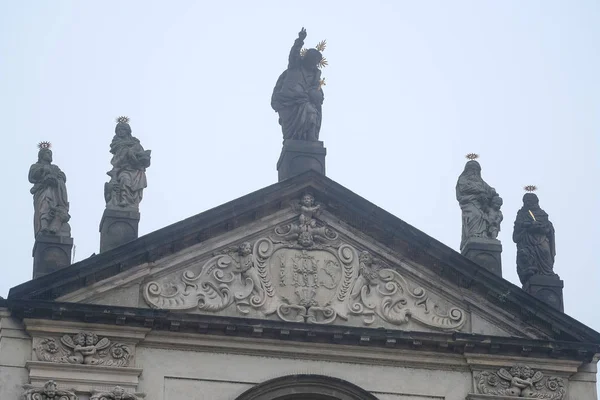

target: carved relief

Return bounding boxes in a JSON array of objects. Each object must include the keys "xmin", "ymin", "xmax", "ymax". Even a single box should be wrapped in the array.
[
  {"xmin": 22, "ymin": 380, "xmax": 77, "ymax": 400},
  {"xmin": 34, "ymin": 332, "xmax": 131, "ymax": 366},
  {"xmin": 143, "ymin": 194, "xmax": 466, "ymax": 331},
  {"xmin": 91, "ymin": 386, "xmax": 145, "ymax": 400},
  {"xmin": 476, "ymin": 364, "xmax": 566, "ymax": 399}
]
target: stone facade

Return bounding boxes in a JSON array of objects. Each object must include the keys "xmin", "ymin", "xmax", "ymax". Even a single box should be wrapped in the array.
[
  {"xmin": 4, "ymin": 173, "xmax": 599, "ymax": 400},
  {"xmin": 1, "ymin": 309, "xmax": 598, "ymax": 400}
]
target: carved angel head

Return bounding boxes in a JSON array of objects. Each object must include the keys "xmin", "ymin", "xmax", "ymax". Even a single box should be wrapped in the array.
[
  {"xmin": 44, "ymin": 380, "xmax": 58, "ymax": 398},
  {"xmin": 510, "ymin": 364, "xmax": 534, "ymax": 379},
  {"xmin": 358, "ymin": 251, "xmax": 373, "ymax": 266},
  {"xmin": 85, "ymin": 332, "xmax": 99, "ymax": 346},
  {"xmin": 237, "ymin": 242, "xmax": 252, "ymax": 256},
  {"xmin": 301, "ymin": 193, "xmax": 315, "ymax": 207},
  {"xmin": 73, "ymin": 332, "xmax": 86, "ymax": 346},
  {"xmin": 298, "ymin": 231, "xmax": 314, "ymax": 247},
  {"xmin": 491, "ymin": 195, "xmax": 503, "ymax": 209},
  {"xmin": 112, "ymin": 386, "xmax": 125, "ymax": 400}
]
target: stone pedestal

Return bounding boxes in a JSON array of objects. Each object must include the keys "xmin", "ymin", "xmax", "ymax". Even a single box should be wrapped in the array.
[
  {"xmin": 277, "ymin": 140, "xmax": 326, "ymax": 181},
  {"xmin": 100, "ymin": 208, "xmax": 140, "ymax": 253},
  {"xmin": 524, "ymin": 274, "xmax": 564, "ymax": 312},
  {"xmin": 461, "ymin": 238, "xmax": 502, "ymax": 277},
  {"xmin": 32, "ymin": 235, "xmax": 73, "ymax": 279}
]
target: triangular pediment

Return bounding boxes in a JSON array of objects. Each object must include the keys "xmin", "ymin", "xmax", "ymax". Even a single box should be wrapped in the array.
[{"xmin": 9, "ymin": 171, "xmax": 600, "ymax": 343}]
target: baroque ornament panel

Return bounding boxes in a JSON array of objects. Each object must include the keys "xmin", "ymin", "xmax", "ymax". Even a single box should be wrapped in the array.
[
  {"xmin": 33, "ymin": 332, "xmax": 132, "ymax": 367},
  {"xmin": 475, "ymin": 364, "xmax": 566, "ymax": 399},
  {"xmin": 143, "ymin": 193, "xmax": 466, "ymax": 331},
  {"xmin": 91, "ymin": 386, "xmax": 145, "ymax": 400},
  {"xmin": 22, "ymin": 380, "xmax": 77, "ymax": 400}
]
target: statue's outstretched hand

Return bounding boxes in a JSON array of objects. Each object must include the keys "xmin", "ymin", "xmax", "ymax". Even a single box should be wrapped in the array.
[{"xmin": 298, "ymin": 27, "xmax": 307, "ymax": 40}]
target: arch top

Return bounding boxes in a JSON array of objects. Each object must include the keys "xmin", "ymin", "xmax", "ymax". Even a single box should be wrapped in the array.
[{"xmin": 235, "ymin": 374, "xmax": 379, "ymax": 400}]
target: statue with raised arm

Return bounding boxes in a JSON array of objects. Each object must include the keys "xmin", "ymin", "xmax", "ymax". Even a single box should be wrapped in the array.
[
  {"xmin": 29, "ymin": 142, "xmax": 71, "ymax": 238},
  {"xmin": 271, "ymin": 27, "xmax": 327, "ymax": 141},
  {"xmin": 104, "ymin": 117, "xmax": 151, "ymax": 210},
  {"xmin": 513, "ymin": 191, "xmax": 557, "ymax": 285}
]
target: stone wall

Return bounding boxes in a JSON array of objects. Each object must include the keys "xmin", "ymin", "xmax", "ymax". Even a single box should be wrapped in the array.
[{"xmin": 0, "ymin": 313, "xmax": 597, "ymax": 400}]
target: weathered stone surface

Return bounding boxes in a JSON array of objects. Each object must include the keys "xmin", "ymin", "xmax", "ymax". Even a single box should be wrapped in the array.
[
  {"xmin": 513, "ymin": 193, "xmax": 557, "ymax": 285},
  {"xmin": 143, "ymin": 193, "xmax": 467, "ymax": 331},
  {"xmin": 474, "ymin": 364, "xmax": 566, "ymax": 399},
  {"xmin": 91, "ymin": 386, "xmax": 145, "ymax": 400},
  {"xmin": 523, "ymin": 274, "xmax": 564, "ymax": 312},
  {"xmin": 99, "ymin": 208, "xmax": 140, "ymax": 253},
  {"xmin": 29, "ymin": 143, "xmax": 71, "ymax": 238},
  {"xmin": 33, "ymin": 331, "xmax": 132, "ymax": 366},
  {"xmin": 277, "ymin": 139, "xmax": 326, "ymax": 181},
  {"xmin": 456, "ymin": 160, "xmax": 503, "ymax": 251},
  {"xmin": 461, "ymin": 237, "xmax": 502, "ymax": 277},
  {"xmin": 22, "ymin": 380, "xmax": 77, "ymax": 400},
  {"xmin": 32, "ymin": 234, "xmax": 73, "ymax": 279},
  {"xmin": 104, "ymin": 117, "xmax": 151, "ymax": 211},
  {"xmin": 272, "ymin": 28, "xmax": 326, "ymax": 142}
]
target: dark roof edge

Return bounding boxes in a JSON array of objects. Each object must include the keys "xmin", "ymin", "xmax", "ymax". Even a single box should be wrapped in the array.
[
  {"xmin": 8, "ymin": 170, "xmax": 600, "ymax": 344},
  {"xmin": 4, "ymin": 298, "xmax": 599, "ymax": 363}
]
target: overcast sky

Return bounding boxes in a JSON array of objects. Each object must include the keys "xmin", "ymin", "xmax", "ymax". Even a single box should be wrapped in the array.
[{"xmin": 1, "ymin": 0, "xmax": 598, "ymax": 346}]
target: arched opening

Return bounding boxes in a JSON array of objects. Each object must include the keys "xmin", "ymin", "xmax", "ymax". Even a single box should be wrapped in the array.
[{"xmin": 235, "ymin": 374, "xmax": 379, "ymax": 400}]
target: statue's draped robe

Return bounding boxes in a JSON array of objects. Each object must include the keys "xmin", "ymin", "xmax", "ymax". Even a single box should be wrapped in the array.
[
  {"xmin": 105, "ymin": 135, "xmax": 150, "ymax": 209},
  {"xmin": 513, "ymin": 207, "xmax": 556, "ymax": 284},
  {"xmin": 456, "ymin": 171, "xmax": 497, "ymax": 250},
  {"xmin": 271, "ymin": 38, "xmax": 324, "ymax": 141},
  {"xmin": 28, "ymin": 162, "xmax": 70, "ymax": 236}
]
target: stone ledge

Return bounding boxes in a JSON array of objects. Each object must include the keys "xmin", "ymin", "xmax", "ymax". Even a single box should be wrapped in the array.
[
  {"xmin": 26, "ymin": 361, "xmax": 142, "ymax": 393},
  {"xmin": 465, "ymin": 353, "xmax": 581, "ymax": 375},
  {"xmin": 24, "ymin": 319, "xmax": 150, "ymax": 340},
  {"xmin": 467, "ymin": 395, "xmax": 536, "ymax": 400}
]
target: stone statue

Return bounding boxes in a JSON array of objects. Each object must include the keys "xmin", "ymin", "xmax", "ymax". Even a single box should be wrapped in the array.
[
  {"xmin": 104, "ymin": 117, "xmax": 151, "ymax": 210},
  {"xmin": 513, "ymin": 192, "xmax": 556, "ymax": 284},
  {"xmin": 456, "ymin": 159, "xmax": 502, "ymax": 250},
  {"xmin": 271, "ymin": 27, "xmax": 325, "ymax": 141},
  {"xmin": 29, "ymin": 142, "xmax": 71, "ymax": 238}
]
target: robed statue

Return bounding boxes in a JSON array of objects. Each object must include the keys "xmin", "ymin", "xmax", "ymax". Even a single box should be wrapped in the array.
[
  {"xmin": 272, "ymin": 27, "xmax": 326, "ymax": 141},
  {"xmin": 104, "ymin": 117, "xmax": 151, "ymax": 210},
  {"xmin": 29, "ymin": 142, "xmax": 71, "ymax": 237},
  {"xmin": 456, "ymin": 159, "xmax": 503, "ymax": 250},
  {"xmin": 513, "ymin": 192, "xmax": 556, "ymax": 284}
]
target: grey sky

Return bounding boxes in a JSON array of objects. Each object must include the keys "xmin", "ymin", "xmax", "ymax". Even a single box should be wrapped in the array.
[{"xmin": 1, "ymin": 0, "xmax": 598, "ymax": 347}]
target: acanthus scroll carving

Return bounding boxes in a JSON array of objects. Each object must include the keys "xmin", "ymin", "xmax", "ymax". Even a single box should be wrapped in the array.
[
  {"xmin": 143, "ymin": 193, "xmax": 467, "ymax": 331},
  {"xmin": 475, "ymin": 364, "xmax": 566, "ymax": 399},
  {"xmin": 34, "ymin": 332, "xmax": 132, "ymax": 367}
]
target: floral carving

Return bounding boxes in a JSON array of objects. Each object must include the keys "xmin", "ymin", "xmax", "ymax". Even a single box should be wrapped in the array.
[
  {"xmin": 90, "ymin": 386, "xmax": 145, "ymax": 400},
  {"xmin": 34, "ymin": 332, "xmax": 131, "ymax": 367},
  {"xmin": 476, "ymin": 364, "xmax": 566, "ymax": 399},
  {"xmin": 22, "ymin": 380, "xmax": 77, "ymax": 400},
  {"xmin": 143, "ymin": 194, "xmax": 467, "ymax": 331}
]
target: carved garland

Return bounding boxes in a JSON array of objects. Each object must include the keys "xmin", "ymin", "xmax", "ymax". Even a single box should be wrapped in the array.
[
  {"xmin": 143, "ymin": 193, "xmax": 467, "ymax": 331},
  {"xmin": 34, "ymin": 332, "xmax": 132, "ymax": 367},
  {"xmin": 475, "ymin": 364, "xmax": 566, "ymax": 399}
]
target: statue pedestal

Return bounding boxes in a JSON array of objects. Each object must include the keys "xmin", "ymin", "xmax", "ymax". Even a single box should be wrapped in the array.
[
  {"xmin": 461, "ymin": 238, "xmax": 502, "ymax": 277},
  {"xmin": 99, "ymin": 208, "xmax": 140, "ymax": 253},
  {"xmin": 32, "ymin": 234, "xmax": 73, "ymax": 279},
  {"xmin": 524, "ymin": 274, "xmax": 564, "ymax": 312},
  {"xmin": 277, "ymin": 140, "xmax": 326, "ymax": 181}
]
